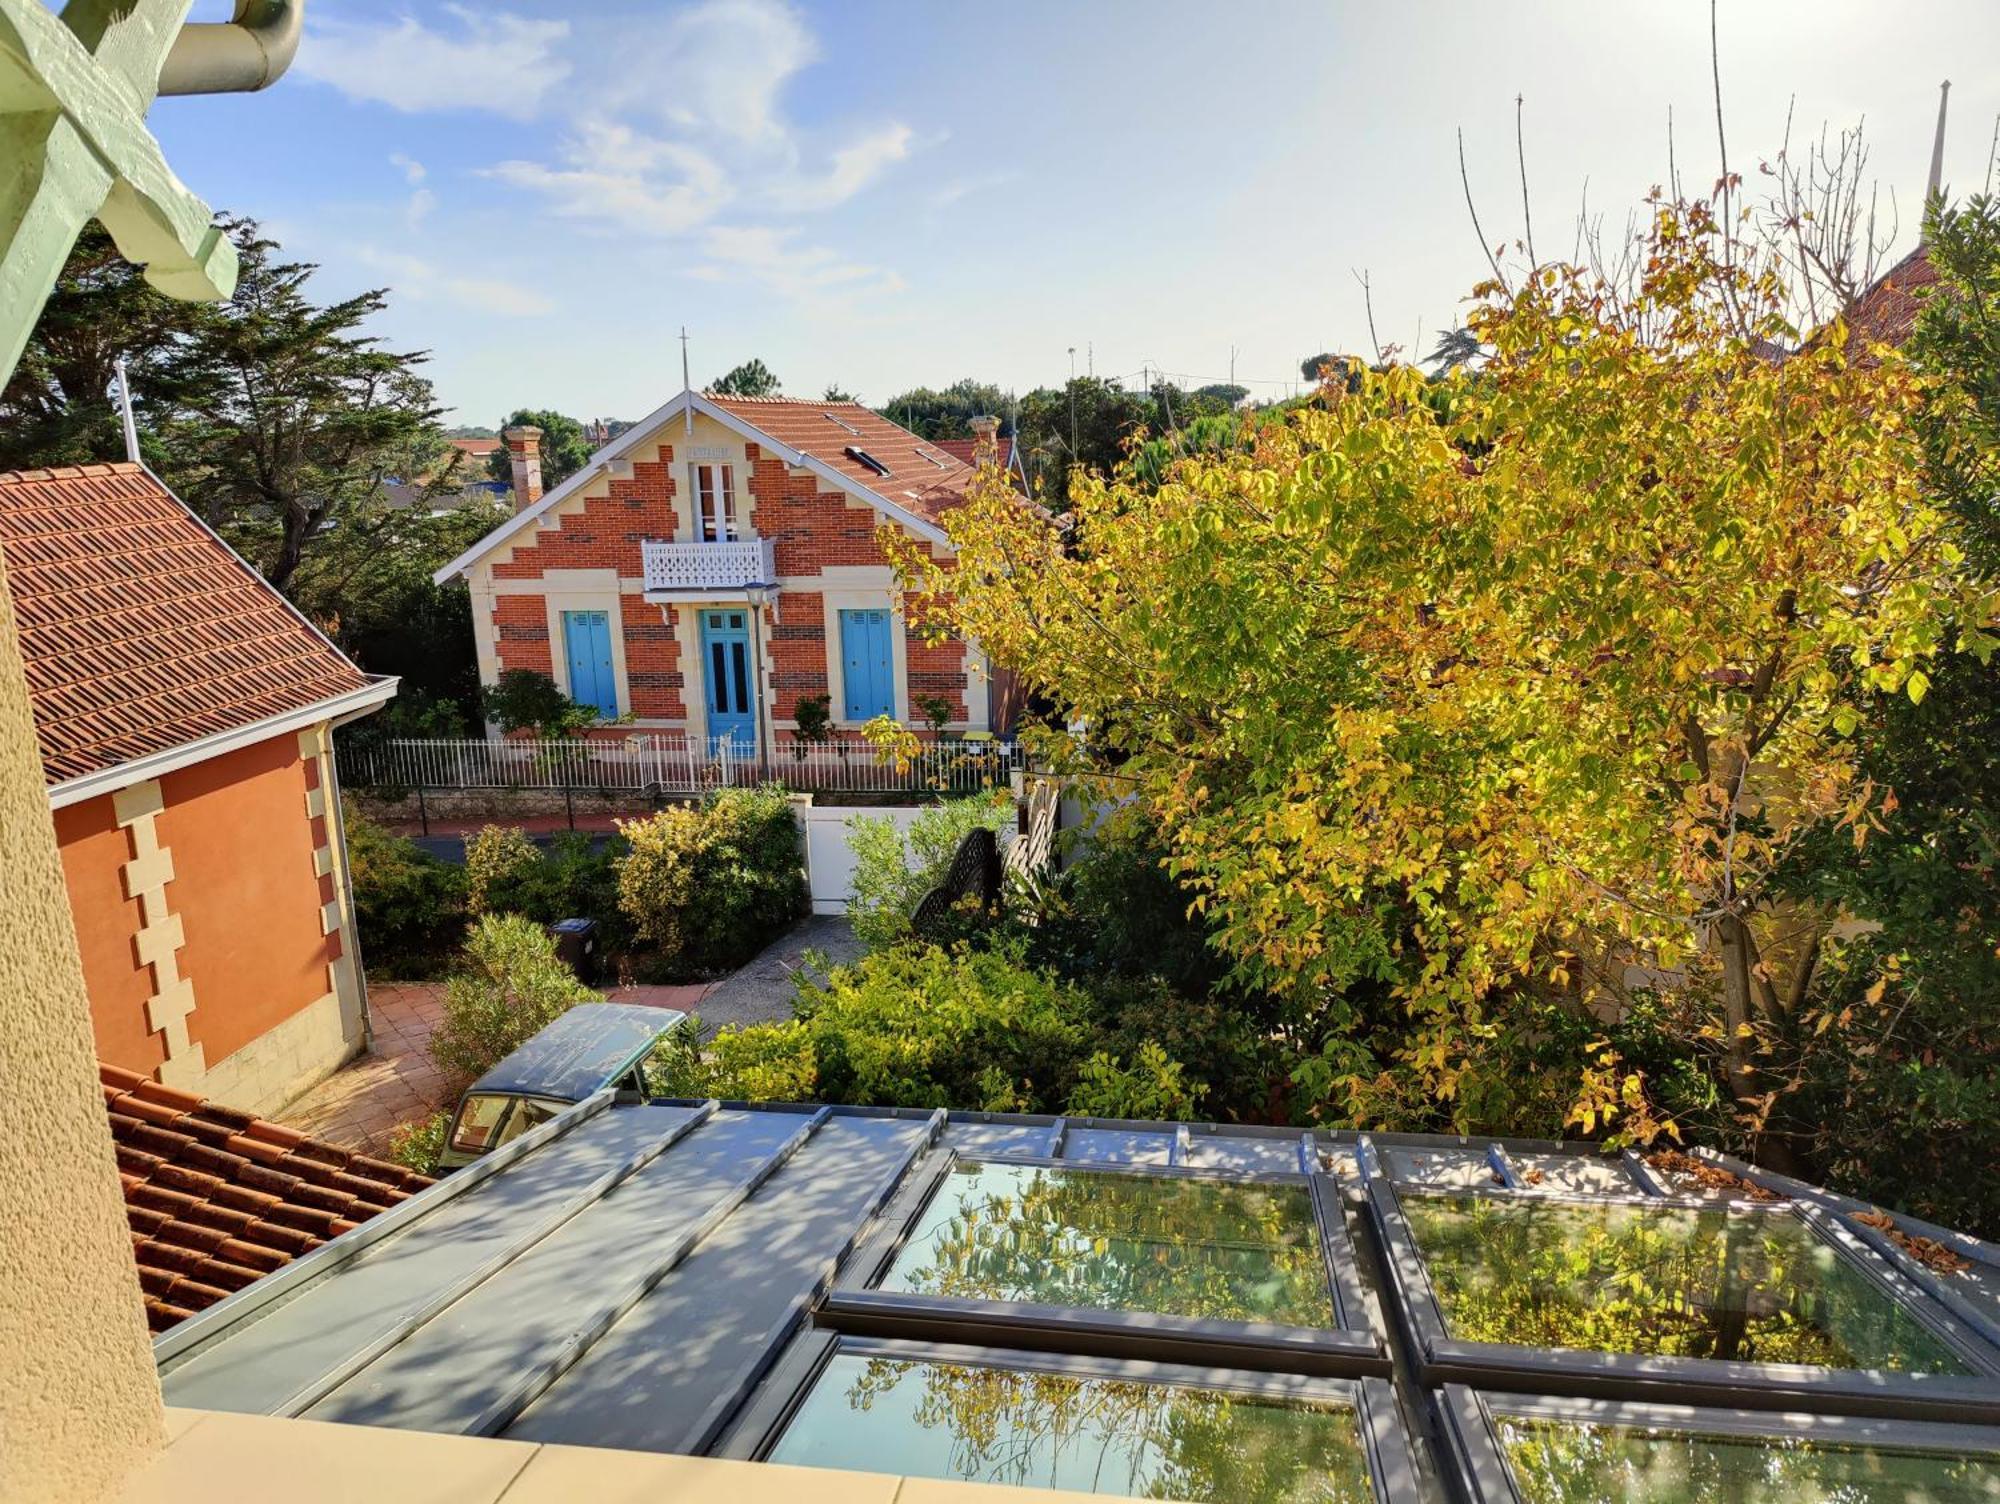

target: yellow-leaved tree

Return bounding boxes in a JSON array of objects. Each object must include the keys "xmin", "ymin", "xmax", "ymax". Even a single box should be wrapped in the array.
[{"xmin": 891, "ymin": 202, "xmax": 1993, "ymax": 1163}]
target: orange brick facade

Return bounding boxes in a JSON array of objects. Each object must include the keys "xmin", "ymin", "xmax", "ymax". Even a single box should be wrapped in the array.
[{"xmin": 476, "ymin": 428, "xmax": 976, "ymax": 735}]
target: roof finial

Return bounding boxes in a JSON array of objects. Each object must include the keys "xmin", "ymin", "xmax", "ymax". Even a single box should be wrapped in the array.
[{"xmin": 1927, "ymin": 79, "xmax": 1951, "ymax": 204}]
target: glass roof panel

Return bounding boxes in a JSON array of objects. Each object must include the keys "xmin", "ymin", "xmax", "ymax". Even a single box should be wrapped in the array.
[
  {"xmin": 771, "ymin": 1354, "xmax": 1374, "ymax": 1502},
  {"xmin": 1498, "ymin": 1416, "xmax": 2000, "ymax": 1503},
  {"xmin": 879, "ymin": 1160, "xmax": 1335, "ymax": 1327},
  {"xmin": 1402, "ymin": 1194, "xmax": 1971, "ymax": 1373}
]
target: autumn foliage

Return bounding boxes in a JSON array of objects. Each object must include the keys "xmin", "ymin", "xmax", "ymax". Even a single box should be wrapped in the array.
[{"xmin": 894, "ymin": 203, "xmax": 1993, "ymax": 1169}]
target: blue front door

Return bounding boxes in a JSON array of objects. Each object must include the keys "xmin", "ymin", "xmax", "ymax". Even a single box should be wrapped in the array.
[
  {"xmin": 562, "ymin": 610, "xmax": 618, "ymax": 717},
  {"xmin": 839, "ymin": 609, "xmax": 894, "ymax": 722},
  {"xmin": 699, "ymin": 608, "xmax": 757, "ymax": 751}
]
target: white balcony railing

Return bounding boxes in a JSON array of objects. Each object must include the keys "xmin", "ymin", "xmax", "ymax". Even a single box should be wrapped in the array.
[{"xmin": 641, "ymin": 537, "xmax": 777, "ymax": 594}]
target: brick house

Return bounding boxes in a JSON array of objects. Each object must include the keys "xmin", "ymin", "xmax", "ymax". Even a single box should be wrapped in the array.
[
  {"xmin": 2, "ymin": 463, "xmax": 396, "ymax": 1113},
  {"xmin": 435, "ymin": 391, "xmax": 1013, "ymax": 749}
]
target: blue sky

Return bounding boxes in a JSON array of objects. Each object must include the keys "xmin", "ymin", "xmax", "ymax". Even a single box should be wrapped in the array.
[{"xmin": 154, "ymin": 0, "xmax": 2000, "ymax": 427}]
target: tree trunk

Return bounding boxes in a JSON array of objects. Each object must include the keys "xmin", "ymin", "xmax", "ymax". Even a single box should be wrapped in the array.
[{"xmin": 1714, "ymin": 910, "xmax": 1760, "ymax": 1107}]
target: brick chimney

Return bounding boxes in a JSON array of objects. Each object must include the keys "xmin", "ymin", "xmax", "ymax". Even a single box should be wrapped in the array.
[
  {"xmin": 502, "ymin": 425, "xmax": 544, "ymax": 513},
  {"xmin": 969, "ymin": 414, "xmax": 1000, "ymax": 459}
]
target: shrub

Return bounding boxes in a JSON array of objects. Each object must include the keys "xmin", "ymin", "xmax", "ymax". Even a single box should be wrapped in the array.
[
  {"xmin": 483, "ymin": 667, "xmax": 598, "ymax": 736},
  {"xmin": 387, "ymin": 1109, "xmax": 451, "ymax": 1176},
  {"xmin": 616, "ymin": 786, "xmax": 806, "ymax": 978},
  {"xmin": 429, "ymin": 914, "xmax": 601, "ymax": 1088},
  {"xmin": 464, "ymin": 825, "xmax": 541, "ymax": 917},
  {"xmin": 846, "ymin": 792, "xmax": 1013, "ymax": 948},
  {"xmin": 1068, "ymin": 1042, "xmax": 1205, "ymax": 1120},
  {"xmin": 463, "ymin": 827, "xmax": 631, "ymax": 951},
  {"xmin": 344, "ymin": 801, "xmax": 465, "ymax": 978},
  {"xmin": 675, "ymin": 941, "xmax": 1204, "ymax": 1119}
]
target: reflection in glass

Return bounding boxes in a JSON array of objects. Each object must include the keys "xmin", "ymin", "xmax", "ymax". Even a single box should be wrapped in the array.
[
  {"xmin": 771, "ymin": 1354, "xmax": 1374, "ymax": 1502},
  {"xmin": 1501, "ymin": 1416, "xmax": 2000, "ymax": 1503},
  {"xmin": 879, "ymin": 1162, "xmax": 1335, "ymax": 1327},
  {"xmin": 1403, "ymin": 1195, "xmax": 1971, "ymax": 1373}
]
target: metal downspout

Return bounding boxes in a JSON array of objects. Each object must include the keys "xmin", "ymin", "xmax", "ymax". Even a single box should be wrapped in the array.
[{"xmin": 156, "ymin": 0, "xmax": 304, "ymax": 97}]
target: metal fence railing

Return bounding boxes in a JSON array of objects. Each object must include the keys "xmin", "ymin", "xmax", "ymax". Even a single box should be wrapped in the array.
[{"xmin": 337, "ymin": 734, "xmax": 1024, "ymax": 799}]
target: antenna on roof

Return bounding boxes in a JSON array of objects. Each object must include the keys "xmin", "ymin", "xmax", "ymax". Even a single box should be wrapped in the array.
[
  {"xmin": 1928, "ymin": 79, "xmax": 1951, "ymax": 203},
  {"xmin": 113, "ymin": 354, "xmax": 140, "ymax": 464},
  {"xmin": 679, "ymin": 326, "xmax": 693, "ymax": 438}
]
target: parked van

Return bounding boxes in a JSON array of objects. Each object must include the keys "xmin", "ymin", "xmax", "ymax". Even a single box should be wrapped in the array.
[{"xmin": 437, "ymin": 1002, "xmax": 686, "ymax": 1170}]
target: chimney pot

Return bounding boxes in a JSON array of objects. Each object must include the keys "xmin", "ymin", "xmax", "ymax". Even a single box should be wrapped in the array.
[
  {"xmin": 969, "ymin": 414, "xmax": 1000, "ymax": 458},
  {"xmin": 502, "ymin": 425, "xmax": 544, "ymax": 513}
]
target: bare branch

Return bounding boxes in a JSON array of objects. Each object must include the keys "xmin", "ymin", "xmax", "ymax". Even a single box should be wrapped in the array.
[
  {"xmin": 1459, "ymin": 126, "xmax": 1511, "ymax": 292},
  {"xmin": 1352, "ymin": 267, "xmax": 1385, "ymax": 365},
  {"xmin": 1516, "ymin": 93, "xmax": 1538, "ymax": 268}
]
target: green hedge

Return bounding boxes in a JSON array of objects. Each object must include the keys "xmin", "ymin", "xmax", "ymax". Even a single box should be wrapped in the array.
[{"xmin": 616, "ymin": 786, "xmax": 807, "ymax": 979}]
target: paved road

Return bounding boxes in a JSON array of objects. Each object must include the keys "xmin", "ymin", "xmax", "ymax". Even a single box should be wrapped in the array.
[{"xmin": 694, "ymin": 915, "xmax": 863, "ymax": 1038}]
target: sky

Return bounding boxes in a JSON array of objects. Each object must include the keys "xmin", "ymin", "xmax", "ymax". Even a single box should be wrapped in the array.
[{"xmin": 151, "ymin": 0, "xmax": 2000, "ymax": 428}]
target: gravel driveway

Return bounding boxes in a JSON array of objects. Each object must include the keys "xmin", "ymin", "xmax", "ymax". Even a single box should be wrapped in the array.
[{"xmin": 693, "ymin": 915, "xmax": 863, "ymax": 1038}]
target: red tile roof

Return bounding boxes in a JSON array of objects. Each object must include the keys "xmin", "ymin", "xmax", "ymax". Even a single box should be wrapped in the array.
[
  {"xmin": 705, "ymin": 395, "xmax": 978, "ymax": 526},
  {"xmin": 1840, "ymin": 245, "xmax": 1941, "ymax": 365},
  {"xmin": 449, "ymin": 436, "xmax": 501, "ymax": 458},
  {"xmin": 0, "ymin": 464, "xmax": 373, "ymax": 788},
  {"xmin": 102, "ymin": 1063, "xmax": 433, "ymax": 1332}
]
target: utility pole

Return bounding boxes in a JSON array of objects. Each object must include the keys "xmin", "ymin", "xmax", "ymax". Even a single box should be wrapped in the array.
[
  {"xmin": 1229, "ymin": 346, "xmax": 1237, "ymax": 386},
  {"xmin": 1067, "ymin": 346, "xmax": 1078, "ymax": 452}
]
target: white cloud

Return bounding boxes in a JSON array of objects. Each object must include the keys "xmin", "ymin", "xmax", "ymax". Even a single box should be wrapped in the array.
[
  {"xmin": 405, "ymin": 187, "xmax": 437, "ymax": 229},
  {"xmin": 390, "ymin": 152, "xmax": 427, "ymax": 185},
  {"xmin": 600, "ymin": 0, "xmax": 817, "ymax": 144},
  {"xmin": 768, "ymin": 124, "xmax": 914, "ymax": 211},
  {"xmin": 483, "ymin": 119, "xmax": 732, "ymax": 237},
  {"xmin": 297, "ymin": 7, "xmax": 570, "ymax": 121},
  {"xmin": 691, "ymin": 225, "xmax": 902, "ymax": 299},
  {"xmin": 355, "ymin": 247, "xmax": 555, "ymax": 317}
]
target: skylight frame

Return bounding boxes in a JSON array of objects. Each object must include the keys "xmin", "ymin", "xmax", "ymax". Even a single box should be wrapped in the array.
[
  {"xmin": 821, "ymin": 412, "xmax": 862, "ymax": 436},
  {"xmin": 843, "ymin": 444, "xmax": 892, "ymax": 477},
  {"xmin": 1436, "ymin": 1384, "xmax": 2000, "ymax": 1504},
  {"xmin": 714, "ymin": 1331, "xmax": 1421, "ymax": 1503},
  {"xmin": 1367, "ymin": 1178, "xmax": 2000, "ymax": 1423},
  {"xmin": 818, "ymin": 1150, "xmax": 1390, "ymax": 1376}
]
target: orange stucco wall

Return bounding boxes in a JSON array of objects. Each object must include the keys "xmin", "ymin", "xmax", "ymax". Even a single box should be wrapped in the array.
[
  {"xmin": 55, "ymin": 733, "xmax": 336, "ymax": 1075},
  {"xmin": 53, "ymin": 796, "xmax": 164, "ymax": 1076}
]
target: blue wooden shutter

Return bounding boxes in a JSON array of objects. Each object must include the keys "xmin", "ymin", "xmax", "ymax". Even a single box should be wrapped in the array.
[
  {"xmin": 840, "ymin": 609, "xmax": 893, "ymax": 721},
  {"xmin": 563, "ymin": 610, "xmax": 617, "ymax": 717}
]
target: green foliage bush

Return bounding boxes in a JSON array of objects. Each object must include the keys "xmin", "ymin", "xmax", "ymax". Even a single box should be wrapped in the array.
[
  {"xmin": 465, "ymin": 825, "xmax": 541, "ymax": 916},
  {"xmin": 846, "ymin": 793, "xmax": 1013, "ymax": 948},
  {"xmin": 659, "ymin": 942, "xmax": 1192, "ymax": 1118},
  {"xmin": 387, "ymin": 1109, "xmax": 451, "ymax": 1176},
  {"xmin": 344, "ymin": 802, "xmax": 465, "ymax": 978},
  {"xmin": 616, "ymin": 786, "xmax": 806, "ymax": 978},
  {"xmin": 429, "ymin": 914, "xmax": 600, "ymax": 1088},
  {"xmin": 483, "ymin": 668, "xmax": 599, "ymax": 736},
  {"xmin": 461, "ymin": 826, "xmax": 629, "ymax": 949}
]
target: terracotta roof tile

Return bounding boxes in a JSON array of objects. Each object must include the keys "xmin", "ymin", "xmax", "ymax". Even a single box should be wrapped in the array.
[
  {"xmin": 0, "ymin": 463, "xmax": 374, "ymax": 787},
  {"xmin": 704, "ymin": 395, "xmax": 980, "ymax": 527},
  {"xmin": 100, "ymin": 1063, "xmax": 432, "ymax": 1332},
  {"xmin": 1839, "ymin": 245, "xmax": 1941, "ymax": 366}
]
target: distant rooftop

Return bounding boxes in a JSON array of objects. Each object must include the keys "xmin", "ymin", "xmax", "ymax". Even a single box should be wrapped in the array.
[{"xmin": 153, "ymin": 1098, "xmax": 2000, "ymax": 1501}]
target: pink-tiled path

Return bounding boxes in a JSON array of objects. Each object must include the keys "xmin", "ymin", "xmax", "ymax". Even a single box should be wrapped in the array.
[{"xmin": 280, "ymin": 979, "xmax": 710, "ymax": 1155}]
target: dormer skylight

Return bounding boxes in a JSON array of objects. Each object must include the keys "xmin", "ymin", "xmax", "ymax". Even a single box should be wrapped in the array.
[{"xmin": 844, "ymin": 445, "xmax": 891, "ymax": 477}]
